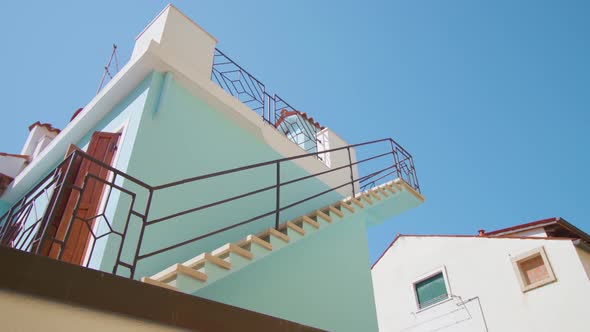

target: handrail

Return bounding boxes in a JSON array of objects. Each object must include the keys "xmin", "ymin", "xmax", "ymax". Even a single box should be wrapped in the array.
[
  {"xmin": 0, "ymin": 136, "xmax": 418, "ymax": 279},
  {"xmin": 153, "ymin": 138, "xmax": 403, "ymax": 190}
]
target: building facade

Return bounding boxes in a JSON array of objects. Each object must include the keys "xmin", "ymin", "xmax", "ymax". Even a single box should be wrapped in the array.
[
  {"xmin": 371, "ymin": 217, "xmax": 590, "ymax": 332},
  {"xmin": 0, "ymin": 5, "xmax": 424, "ymax": 331}
]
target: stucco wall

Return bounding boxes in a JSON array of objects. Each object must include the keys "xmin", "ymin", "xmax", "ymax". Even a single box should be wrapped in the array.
[
  {"xmin": 576, "ymin": 247, "xmax": 590, "ymax": 280},
  {"xmin": 372, "ymin": 236, "xmax": 590, "ymax": 332},
  {"xmin": 196, "ymin": 210, "xmax": 379, "ymax": 332},
  {"xmin": 106, "ymin": 72, "xmax": 347, "ymax": 279}
]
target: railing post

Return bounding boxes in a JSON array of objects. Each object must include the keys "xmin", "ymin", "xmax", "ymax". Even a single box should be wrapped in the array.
[
  {"xmin": 275, "ymin": 162, "xmax": 281, "ymax": 230},
  {"xmin": 390, "ymin": 140, "xmax": 402, "ymax": 180},
  {"xmin": 347, "ymin": 146, "xmax": 356, "ymax": 197},
  {"xmin": 129, "ymin": 188, "xmax": 153, "ymax": 280}
]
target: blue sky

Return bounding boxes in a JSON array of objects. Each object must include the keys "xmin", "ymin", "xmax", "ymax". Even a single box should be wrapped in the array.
[{"xmin": 1, "ymin": 1, "xmax": 588, "ymax": 263}]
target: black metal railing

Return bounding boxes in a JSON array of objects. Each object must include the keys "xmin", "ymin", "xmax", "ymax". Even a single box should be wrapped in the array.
[
  {"xmin": 0, "ymin": 137, "xmax": 418, "ymax": 279},
  {"xmin": 212, "ymin": 49, "xmax": 320, "ymax": 156}
]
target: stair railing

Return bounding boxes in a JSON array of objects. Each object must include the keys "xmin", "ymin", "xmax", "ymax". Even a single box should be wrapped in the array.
[{"xmin": 0, "ymin": 137, "xmax": 418, "ymax": 279}]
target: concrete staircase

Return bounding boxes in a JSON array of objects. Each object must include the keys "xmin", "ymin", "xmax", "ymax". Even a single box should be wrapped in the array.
[{"xmin": 141, "ymin": 178, "xmax": 416, "ymax": 294}]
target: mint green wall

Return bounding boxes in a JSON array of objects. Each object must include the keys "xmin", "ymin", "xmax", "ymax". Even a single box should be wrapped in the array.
[
  {"xmin": 0, "ymin": 74, "xmax": 153, "ymax": 255},
  {"xmin": 115, "ymin": 72, "xmax": 344, "ymax": 279},
  {"xmin": 196, "ymin": 211, "xmax": 379, "ymax": 332},
  {"xmin": 0, "ymin": 200, "xmax": 9, "ymax": 217}
]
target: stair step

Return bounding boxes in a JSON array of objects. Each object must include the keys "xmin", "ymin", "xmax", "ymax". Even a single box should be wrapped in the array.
[
  {"xmin": 369, "ymin": 190, "xmax": 382, "ymax": 201},
  {"xmin": 392, "ymin": 181, "xmax": 403, "ymax": 191},
  {"xmin": 279, "ymin": 221, "xmax": 306, "ymax": 241},
  {"xmin": 183, "ymin": 252, "xmax": 231, "ymax": 270},
  {"xmin": 177, "ymin": 263, "xmax": 208, "ymax": 282},
  {"xmin": 328, "ymin": 205, "xmax": 344, "ymax": 218},
  {"xmin": 301, "ymin": 215, "xmax": 320, "ymax": 228},
  {"xmin": 300, "ymin": 215, "xmax": 320, "ymax": 234},
  {"xmin": 141, "ymin": 277, "xmax": 178, "ymax": 291},
  {"xmin": 385, "ymin": 184, "xmax": 396, "ymax": 194},
  {"xmin": 348, "ymin": 197, "xmax": 364, "ymax": 208},
  {"xmin": 237, "ymin": 235, "xmax": 272, "ymax": 258},
  {"xmin": 361, "ymin": 193, "xmax": 373, "ymax": 205},
  {"xmin": 315, "ymin": 210, "xmax": 332, "ymax": 223},
  {"xmin": 376, "ymin": 187, "xmax": 389, "ymax": 197},
  {"xmin": 213, "ymin": 243, "xmax": 253, "ymax": 271},
  {"xmin": 285, "ymin": 221, "xmax": 305, "ymax": 235},
  {"xmin": 338, "ymin": 202, "xmax": 355, "ymax": 213},
  {"xmin": 258, "ymin": 228, "xmax": 290, "ymax": 250},
  {"xmin": 213, "ymin": 243, "xmax": 253, "ymax": 261},
  {"xmin": 238, "ymin": 234, "xmax": 272, "ymax": 250}
]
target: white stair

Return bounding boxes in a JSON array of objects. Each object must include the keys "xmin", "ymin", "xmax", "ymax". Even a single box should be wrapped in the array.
[{"xmin": 141, "ymin": 179, "xmax": 418, "ymax": 294}]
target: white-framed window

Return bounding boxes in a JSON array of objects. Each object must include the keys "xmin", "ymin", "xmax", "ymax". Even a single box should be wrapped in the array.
[
  {"xmin": 511, "ymin": 246, "xmax": 556, "ymax": 292},
  {"xmin": 412, "ymin": 267, "xmax": 451, "ymax": 310}
]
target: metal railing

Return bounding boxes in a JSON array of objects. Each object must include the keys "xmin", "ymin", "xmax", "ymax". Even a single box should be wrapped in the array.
[
  {"xmin": 0, "ymin": 137, "xmax": 418, "ymax": 279},
  {"xmin": 211, "ymin": 49, "xmax": 320, "ymax": 155}
]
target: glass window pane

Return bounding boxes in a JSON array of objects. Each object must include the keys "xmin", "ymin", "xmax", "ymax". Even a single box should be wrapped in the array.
[{"xmin": 415, "ymin": 272, "xmax": 448, "ymax": 308}]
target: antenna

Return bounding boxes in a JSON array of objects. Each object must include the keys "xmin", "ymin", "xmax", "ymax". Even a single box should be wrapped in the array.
[{"xmin": 96, "ymin": 44, "xmax": 120, "ymax": 94}]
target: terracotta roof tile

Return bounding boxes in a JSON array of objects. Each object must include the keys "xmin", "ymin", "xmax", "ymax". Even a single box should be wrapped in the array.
[
  {"xmin": 28, "ymin": 121, "xmax": 60, "ymax": 134},
  {"xmin": 275, "ymin": 109, "xmax": 325, "ymax": 130}
]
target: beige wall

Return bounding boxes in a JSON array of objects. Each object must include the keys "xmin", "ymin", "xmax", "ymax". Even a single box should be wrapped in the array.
[
  {"xmin": 0, "ymin": 290, "xmax": 188, "ymax": 332},
  {"xmin": 372, "ymin": 236, "xmax": 590, "ymax": 332},
  {"xmin": 576, "ymin": 246, "xmax": 590, "ymax": 280}
]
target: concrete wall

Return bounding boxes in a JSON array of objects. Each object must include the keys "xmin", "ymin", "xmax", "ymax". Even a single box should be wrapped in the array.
[
  {"xmin": 372, "ymin": 236, "xmax": 590, "ymax": 332},
  {"xmin": 576, "ymin": 246, "xmax": 590, "ymax": 280},
  {"xmin": 0, "ymin": 290, "xmax": 187, "ymax": 332},
  {"xmin": 113, "ymin": 72, "xmax": 346, "ymax": 279},
  {"xmin": 196, "ymin": 210, "xmax": 379, "ymax": 332},
  {"xmin": 0, "ymin": 155, "xmax": 27, "ymax": 179}
]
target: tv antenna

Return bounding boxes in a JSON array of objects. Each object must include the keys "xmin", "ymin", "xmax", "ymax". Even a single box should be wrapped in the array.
[{"xmin": 96, "ymin": 44, "xmax": 120, "ymax": 94}]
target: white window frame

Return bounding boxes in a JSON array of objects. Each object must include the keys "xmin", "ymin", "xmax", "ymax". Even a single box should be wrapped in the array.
[
  {"xmin": 411, "ymin": 266, "xmax": 452, "ymax": 311},
  {"xmin": 511, "ymin": 246, "xmax": 556, "ymax": 292}
]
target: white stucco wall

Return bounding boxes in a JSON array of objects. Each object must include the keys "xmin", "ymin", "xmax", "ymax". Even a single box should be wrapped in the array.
[
  {"xmin": 0, "ymin": 155, "xmax": 27, "ymax": 178},
  {"xmin": 371, "ymin": 236, "xmax": 590, "ymax": 332},
  {"xmin": 576, "ymin": 246, "xmax": 590, "ymax": 280}
]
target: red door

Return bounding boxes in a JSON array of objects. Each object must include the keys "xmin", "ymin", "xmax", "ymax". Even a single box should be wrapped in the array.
[{"xmin": 47, "ymin": 132, "xmax": 121, "ymax": 265}]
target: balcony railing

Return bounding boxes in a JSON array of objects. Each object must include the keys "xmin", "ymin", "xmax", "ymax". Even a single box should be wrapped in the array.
[
  {"xmin": 0, "ymin": 137, "xmax": 419, "ymax": 280},
  {"xmin": 212, "ymin": 49, "xmax": 319, "ymax": 155}
]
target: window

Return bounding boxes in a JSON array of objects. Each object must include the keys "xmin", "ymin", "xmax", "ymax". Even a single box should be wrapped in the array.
[
  {"xmin": 413, "ymin": 270, "xmax": 449, "ymax": 309},
  {"xmin": 512, "ymin": 246, "xmax": 556, "ymax": 292}
]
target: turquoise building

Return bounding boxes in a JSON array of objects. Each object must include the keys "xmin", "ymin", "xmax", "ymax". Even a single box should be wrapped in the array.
[{"xmin": 0, "ymin": 5, "xmax": 423, "ymax": 331}]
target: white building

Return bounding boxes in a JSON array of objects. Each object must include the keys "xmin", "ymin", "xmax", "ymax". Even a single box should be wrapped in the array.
[{"xmin": 371, "ymin": 217, "xmax": 590, "ymax": 332}]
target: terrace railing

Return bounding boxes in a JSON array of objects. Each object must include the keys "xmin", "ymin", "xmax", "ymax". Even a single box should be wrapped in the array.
[
  {"xmin": 0, "ymin": 137, "xmax": 418, "ymax": 279},
  {"xmin": 212, "ymin": 49, "xmax": 319, "ymax": 155}
]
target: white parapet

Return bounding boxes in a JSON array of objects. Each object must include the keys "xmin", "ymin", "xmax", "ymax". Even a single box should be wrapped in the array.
[{"xmin": 132, "ymin": 4, "xmax": 218, "ymax": 82}]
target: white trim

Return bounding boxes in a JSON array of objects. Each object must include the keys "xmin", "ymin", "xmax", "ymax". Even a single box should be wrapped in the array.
[
  {"xmin": 411, "ymin": 265, "xmax": 452, "ymax": 312},
  {"xmin": 511, "ymin": 246, "xmax": 557, "ymax": 292}
]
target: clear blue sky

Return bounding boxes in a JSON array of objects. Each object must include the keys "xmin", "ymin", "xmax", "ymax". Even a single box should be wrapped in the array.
[{"xmin": 1, "ymin": 1, "xmax": 588, "ymax": 263}]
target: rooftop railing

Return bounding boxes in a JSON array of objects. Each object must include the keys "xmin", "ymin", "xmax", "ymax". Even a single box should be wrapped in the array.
[{"xmin": 212, "ymin": 49, "xmax": 319, "ymax": 154}]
